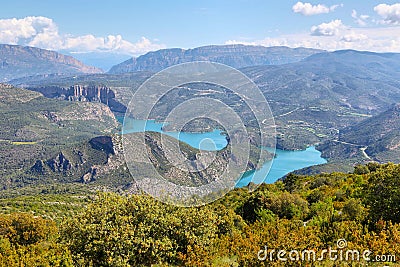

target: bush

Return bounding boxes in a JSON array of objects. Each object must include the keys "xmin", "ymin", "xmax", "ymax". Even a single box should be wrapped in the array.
[
  {"xmin": 61, "ymin": 193, "xmax": 243, "ymax": 266},
  {"xmin": 364, "ymin": 163, "xmax": 400, "ymax": 225},
  {"xmin": 0, "ymin": 213, "xmax": 72, "ymax": 266},
  {"xmin": 240, "ymin": 191, "xmax": 309, "ymax": 222}
]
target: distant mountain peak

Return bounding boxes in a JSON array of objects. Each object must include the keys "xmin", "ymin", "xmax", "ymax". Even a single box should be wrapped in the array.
[
  {"xmin": 0, "ymin": 44, "xmax": 102, "ymax": 81},
  {"xmin": 108, "ymin": 44, "xmax": 324, "ymax": 74}
]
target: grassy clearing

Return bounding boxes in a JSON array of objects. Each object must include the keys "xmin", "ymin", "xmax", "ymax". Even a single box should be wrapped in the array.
[{"xmin": 11, "ymin": 141, "xmax": 38, "ymax": 145}]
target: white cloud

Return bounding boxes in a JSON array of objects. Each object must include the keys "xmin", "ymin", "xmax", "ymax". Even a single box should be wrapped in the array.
[
  {"xmin": 225, "ymin": 26, "xmax": 400, "ymax": 52},
  {"xmin": 292, "ymin": 2, "xmax": 342, "ymax": 16},
  {"xmin": 329, "ymin": 4, "xmax": 342, "ymax": 11},
  {"xmin": 374, "ymin": 3, "xmax": 400, "ymax": 25},
  {"xmin": 311, "ymin": 20, "xmax": 344, "ymax": 36},
  {"xmin": 351, "ymin": 10, "xmax": 370, "ymax": 26},
  {"xmin": 0, "ymin": 16, "xmax": 165, "ymax": 55},
  {"xmin": 341, "ymin": 32, "xmax": 368, "ymax": 42},
  {"xmin": 0, "ymin": 17, "xmax": 56, "ymax": 44}
]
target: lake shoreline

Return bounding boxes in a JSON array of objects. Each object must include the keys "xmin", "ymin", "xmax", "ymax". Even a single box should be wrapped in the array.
[{"xmin": 118, "ymin": 116, "xmax": 327, "ymax": 187}]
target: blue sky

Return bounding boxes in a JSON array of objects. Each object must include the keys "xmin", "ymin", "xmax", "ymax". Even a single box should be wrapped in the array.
[{"xmin": 1, "ymin": 0, "xmax": 400, "ymax": 57}]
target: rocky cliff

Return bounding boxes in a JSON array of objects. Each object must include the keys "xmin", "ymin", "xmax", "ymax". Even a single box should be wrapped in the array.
[
  {"xmin": 69, "ymin": 85, "xmax": 113, "ymax": 103},
  {"xmin": 27, "ymin": 84, "xmax": 127, "ymax": 113},
  {"xmin": 0, "ymin": 44, "xmax": 102, "ymax": 81},
  {"xmin": 108, "ymin": 44, "xmax": 323, "ymax": 73}
]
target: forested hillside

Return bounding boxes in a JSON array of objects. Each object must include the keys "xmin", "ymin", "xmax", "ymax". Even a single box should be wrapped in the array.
[{"xmin": 1, "ymin": 163, "xmax": 399, "ymax": 266}]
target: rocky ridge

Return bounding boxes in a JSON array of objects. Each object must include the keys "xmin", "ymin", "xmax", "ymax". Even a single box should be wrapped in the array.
[
  {"xmin": 108, "ymin": 45, "xmax": 323, "ymax": 73},
  {"xmin": 0, "ymin": 44, "xmax": 102, "ymax": 81}
]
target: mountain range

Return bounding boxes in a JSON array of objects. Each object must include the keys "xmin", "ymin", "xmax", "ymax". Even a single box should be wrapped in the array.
[
  {"xmin": 0, "ymin": 44, "xmax": 102, "ymax": 82},
  {"xmin": 1, "ymin": 43, "xmax": 400, "ymax": 182},
  {"xmin": 1, "ymin": 44, "xmax": 324, "ymax": 82},
  {"xmin": 61, "ymin": 51, "xmax": 131, "ymax": 72},
  {"xmin": 108, "ymin": 45, "xmax": 323, "ymax": 73}
]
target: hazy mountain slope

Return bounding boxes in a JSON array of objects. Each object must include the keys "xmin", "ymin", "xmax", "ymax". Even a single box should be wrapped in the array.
[
  {"xmin": 108, "ymin": 45, "xmax": 323, "ymax": 73},
  {"xmin": 11, "ymin": 49, "xmax": 400, "ymax": 168},
  {"xmin": 61, "ymin": 51, "xmax": 131, "ymax": 71},
  {"xmin": 244, "ymin": 50, "xmax": 400, "ymax": 114},
  {"xmin": 9, "ymin": 72, "xmax": 152, "ymax": 115},
  {"xmin": 316, "ymin": 104, "xmax": 400, "ymax": 165},
  {"xmin": 337, "ymin": 104, "xmax": 400, "ymax": 162},
  {"xmin": 0, "ymin": 44, "xmax": 102, "ymax": 81},
  {"xmin": 240, "ymin": 50, "xmax": 400, "ymax": 150},
  {"xmin": 304, "ymin": 50, "xmax": 400, "ymax": 79},
  {"xmin": 340, "ymin": 104, "xmax": 400, "ymax": 144}
]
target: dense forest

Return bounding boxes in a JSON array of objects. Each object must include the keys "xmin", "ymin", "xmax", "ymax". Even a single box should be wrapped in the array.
[{"xmin": 0, "ymin": 162, "xmax": 399, "ymax": 266}]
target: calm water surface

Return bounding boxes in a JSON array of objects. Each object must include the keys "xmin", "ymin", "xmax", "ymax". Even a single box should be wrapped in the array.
[{"xmin": 119, "ymin": 117, "xmax": 327, "ymax": 186}]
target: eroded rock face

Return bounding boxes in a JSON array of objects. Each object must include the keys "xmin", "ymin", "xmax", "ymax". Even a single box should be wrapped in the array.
[
  {"xmin": 69, "ymin": 85, "xmax": 114, "ymax": 103},
  {"xmin": 27, "ymin": 85, "xmax": 127, "ymax": 114},
  {"xmin": 0, "ymin": 83, "xmax": 12, "ymax": 89},
  {"xmin": 42, "ymin": 111, "xmax": 59, "ymax": 122},
  {"xmin": 89, "ymin": 136, "xmax": 115, "ymax": 155},
  {"xmin": 142, "ymin": 132, "xmax": 231, "ymax": 186},
  {"xmin": 81, "ymin": 167, "xmax": 97, "ymax": 183},
  {"xmin": 25, "ymin": 133, "xmax": 122, "ymax": 183},
  {"xmin": 30, "ymin": 160, "xmax": 46, "ymax": 175},
  {"xmin": 47, "ymin": 152, "xmax": 71, "ymax": 173}
]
